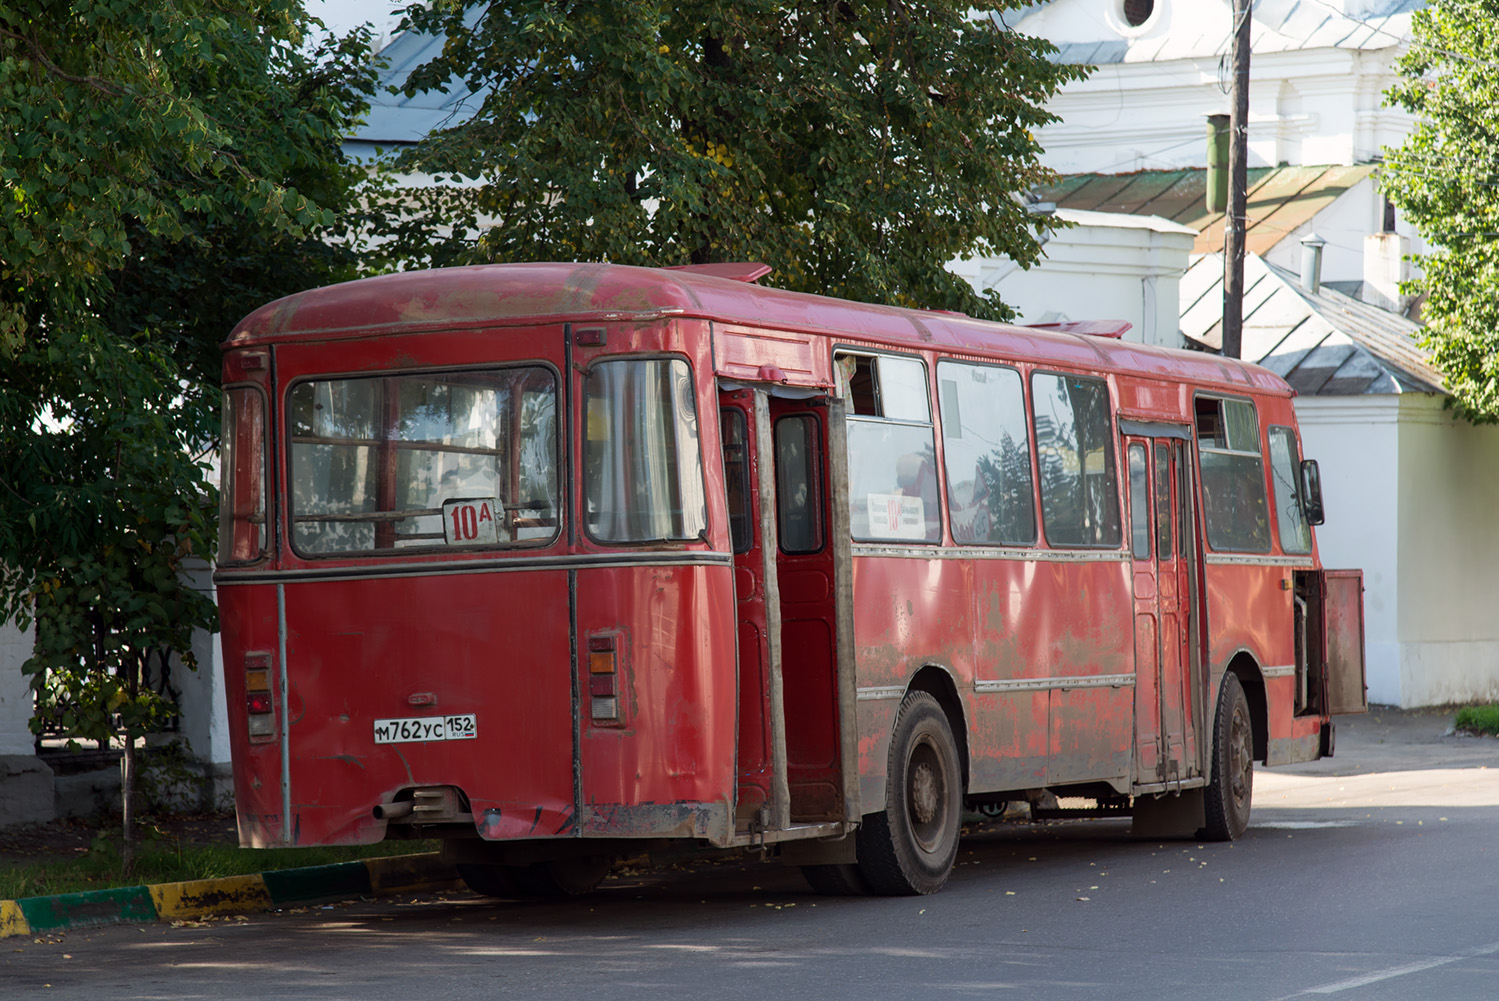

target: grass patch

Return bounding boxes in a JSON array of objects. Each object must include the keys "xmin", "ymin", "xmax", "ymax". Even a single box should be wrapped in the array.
[
  {"xmin": 0, "ymin": 831, "xmax": 436, "ymax": 901},
  {"xmin": 1455, "ymin": 704, "xmax": 1499, "ymax": 737}
]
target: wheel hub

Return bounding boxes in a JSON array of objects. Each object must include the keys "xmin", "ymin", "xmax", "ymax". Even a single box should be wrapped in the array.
[{"xmin": 910, "ymin": 760, "xmax": 939, "ymax": 825}]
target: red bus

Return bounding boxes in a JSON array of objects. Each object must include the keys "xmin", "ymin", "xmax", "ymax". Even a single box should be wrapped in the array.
[{"xmin": 217, "ymin": 262, "xmax": 1366, "ymax": 896}]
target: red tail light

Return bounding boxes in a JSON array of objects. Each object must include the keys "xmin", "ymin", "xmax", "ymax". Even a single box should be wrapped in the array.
[
  {"xmin": 244, "ymin": 652, "xmax": 276, "ymax": 743},
  {"xmin": 587, "ymin": 634, "xmax": 622, "ymax": 725}
]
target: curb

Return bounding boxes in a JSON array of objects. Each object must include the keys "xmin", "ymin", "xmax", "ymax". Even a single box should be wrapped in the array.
[{"xmin": 0, "ymin": 853, "xmax": 461, "ymax": 939}]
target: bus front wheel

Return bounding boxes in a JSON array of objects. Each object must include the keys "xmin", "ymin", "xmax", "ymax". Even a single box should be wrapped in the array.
[
  {"xmin": 857, "ymin": 691, "xmax": 962, "ymax": 895},
  {"xmin": 1202, "ymin": 672, "xmax": 1254, "ymax": 841}
]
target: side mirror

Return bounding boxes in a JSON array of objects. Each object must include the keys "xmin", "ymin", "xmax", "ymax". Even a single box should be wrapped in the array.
[{"xmin": 1300, "ymin": 459, "xmax": 1325, "ymax": 526}]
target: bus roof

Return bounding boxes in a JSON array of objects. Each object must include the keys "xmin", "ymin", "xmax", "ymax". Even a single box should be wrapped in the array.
[{"xmin": 226, "ymin": 261, "xmax": 1292, "ymax": 397}]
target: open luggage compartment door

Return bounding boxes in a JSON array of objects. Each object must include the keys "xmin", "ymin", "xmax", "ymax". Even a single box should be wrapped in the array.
[{"xmin": 1323, "ymin": 569, "xmax": 1368, "ymax": 715}]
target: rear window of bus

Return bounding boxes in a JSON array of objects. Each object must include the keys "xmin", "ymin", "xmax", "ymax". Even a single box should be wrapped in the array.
[
  {"xmin": 582, "ymin": 357, "xmax": 708, "ymax": 544},
  {"xmin": 287, "ymin": 367, "xmax": 560, "ymax": 556}
]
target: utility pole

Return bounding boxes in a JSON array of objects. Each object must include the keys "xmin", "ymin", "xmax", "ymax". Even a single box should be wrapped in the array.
[{"xmin": 1221, "ymin": 0, "xmax": 1251, "ymax": 360}]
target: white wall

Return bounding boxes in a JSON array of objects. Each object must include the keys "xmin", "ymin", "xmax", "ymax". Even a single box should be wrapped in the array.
[
  {"xmin": 1295, "ymin": 394, "xmax": 1499, "ymax": 708},
  {"xmin": 1395, "ymin": 395, "xmax": 1499, "ymax": 705},
  {"xmin": 174, "ymin": 565, "xmax": 232, "ymax": 774},
  {"xmin": 0, "ymin": 617, "xmax": 34, "ymax": 756},
  {"xmin": 1261, "ymin": 177, "xmax": 1430, "ymax": 289},
  {"xmin": 951, "ymin": 209, "xmax": 1197, "ymax": 348},
  {"xmin": 1016, "ymin": 1, "xmax": 1419, "ymax": 175},
  {"xmin": 1294, "ymin": 396, "xmax": 1402, "ymax": 705}
]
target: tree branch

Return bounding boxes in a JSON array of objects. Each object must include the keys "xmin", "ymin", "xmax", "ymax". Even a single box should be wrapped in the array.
[{"xmin": 0, "ymin": 26, "xmax": 126, "ymax": 96}]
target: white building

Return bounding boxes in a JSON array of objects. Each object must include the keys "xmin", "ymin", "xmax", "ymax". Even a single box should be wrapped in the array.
[
  {"xmin": 953, "ymin": 208, "xmax": 1197, "ymax": 348},
  {"xmin": 996, "ymin": 0, "xmax": 1499, "ymax": 708},
  {"xmin": 1010, "ymin": 0, "xmax": 1429, "ymax": 292}
]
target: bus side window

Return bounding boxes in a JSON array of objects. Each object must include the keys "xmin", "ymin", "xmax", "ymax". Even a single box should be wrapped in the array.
[
  {"xmin": 721, "ymin": 408, "xmax": 752, "ymax": 554},
  {"xmin": 1154, "ymin": 443, "xmax": 1173, "ymax": 560},
  {"xmin": 774, "ymin": 415, "xmax": 823, "ymax": 554},
  {"xmin": 1195, "ymin": 396, "xmax": 1270, "ymax": 553},
  {"xmin": 937, "ymin": 360, "xmax": 1036, "ymax": 546},
  {"xmin": 838, "ymin": 352, "xmax": 941, "ymax": 543},
  {"xmin": 1268, "ymin": 425, "xmax": 1312, "ymax": 555},
  {"xmin": 1128, "ymin": 443, "xmax": 1151, "ymax": 560},
  {"xmin": 1031, "ymin": 373, "xmax": 1122, "ymax": 548}
]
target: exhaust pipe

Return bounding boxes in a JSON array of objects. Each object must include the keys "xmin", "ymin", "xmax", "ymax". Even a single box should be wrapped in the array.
[{"xmin": 372, "ymin": 800, "xmax": 414, "ymax": 821}]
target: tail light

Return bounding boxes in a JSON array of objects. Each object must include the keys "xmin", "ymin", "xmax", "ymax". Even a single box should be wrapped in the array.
[
  {"xmin": 245, "ymin": 652, "xmax": 276, "ymax": 743},
  {"xmin": 588, "ymin": 635, "xmax": 622, "ymax": 725}
]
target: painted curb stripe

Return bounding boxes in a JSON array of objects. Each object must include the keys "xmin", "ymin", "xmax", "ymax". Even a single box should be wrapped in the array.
[
  {"xmin": 262, "ymin": 861, "xmax": 371, "ymax": 905},
  {"xmin": 19, "ymin": 885, "xmax": 156, "ymax": 932},
  {"xmin": 0, "ymin": 853, "xmax": 457, "ymax": 939},
  {"xmin": 1, "ymin": 899, "xmax": 28, "ymax": 938},
  {"xmin": 149, "ymin": 874, "xmax": 273, "ymax": 920},
  {"xmin": 365, "ymin": 854, "xmax": 462, "ymax": 894}
]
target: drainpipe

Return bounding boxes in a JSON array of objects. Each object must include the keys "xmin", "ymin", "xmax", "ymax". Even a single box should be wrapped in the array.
[
  {"xmin": 1206, "ymin": 114, "xmax": 1230, "ymax": 214},
  {"xmin": 1299, "ymin": 233, "xmax": 1326, "ymax": 293}
]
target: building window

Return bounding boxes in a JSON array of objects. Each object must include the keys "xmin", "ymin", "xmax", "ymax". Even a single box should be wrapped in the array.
[{"xmin": 1123, "ymin": 0, "xmax": 1154, "ymax": 27}]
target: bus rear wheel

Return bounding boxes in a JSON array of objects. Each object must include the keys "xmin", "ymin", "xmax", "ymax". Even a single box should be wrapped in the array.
[
  {"xmin": 856, "ymin": 691, "xmax": 962, "ymax": 895},
  {"xmin": 1202, "ymin": 672, "xmax": 1254, "ymax": 841},
  {"xmin": 509, "ymin": 855, "xmax": 613, "ymax": 897},
  {"xmin": 456, "ymin": 862, "xmax": 519, "ymax": 898},
  {"xmin": 456, "ymin": 856, "xmax": 611, "ymax": 898}
]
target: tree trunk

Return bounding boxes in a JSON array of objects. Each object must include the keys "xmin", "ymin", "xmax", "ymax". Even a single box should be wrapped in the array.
[
  {"xmin": 120, "ymin": 644, "xmax": 141, "ymax": 880},
  {"xmin": 121, "ymin": 731, "xmax": 136, "ymax": 878}
]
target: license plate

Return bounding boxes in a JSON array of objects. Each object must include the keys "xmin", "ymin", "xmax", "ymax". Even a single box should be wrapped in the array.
[{"xmin": 373, "ymin": 714, "xmax": 478, "ymax": 744}]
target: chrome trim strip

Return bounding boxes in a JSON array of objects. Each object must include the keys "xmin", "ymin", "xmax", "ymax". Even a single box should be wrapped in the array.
[
  {"xmin": 1260, "ymin": 664, "xmax": 1296, "ymax": 679},
  {"xmin": 975, "ymin": 673, "xmax": 1135, "ymax": 693},
  {"xmin": 216, "ymin": 551, "xmax": 735, "ymax": 585},
  {"xmin": 850, "ymin": 545, "xmax": 1128, "ymax": 564},
  {"xmin": 855, "ymin": 686, "xmax": 907, "ymax": 702},
  {"xmin": 1204, "ymin": 554, "xmax": 1316, "ymax": 568}
]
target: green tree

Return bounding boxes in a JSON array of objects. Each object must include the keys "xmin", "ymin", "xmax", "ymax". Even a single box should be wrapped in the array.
[
  {"xmin": 0, "ymin": 1, "xmax": 382, "ymax": 873},
  {"xmin": 1382, "ymin": 0, "xmax": 1499, "ymax": 422},
  {"xmin": 388, "ymin": 0, "xmax": 1084, "ymax": 319}
]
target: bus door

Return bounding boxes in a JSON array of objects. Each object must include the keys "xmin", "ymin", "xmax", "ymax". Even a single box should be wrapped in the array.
[
  {"xmin": 719, "ymin": 385, "xmax": 849, "ymax": 830},
  {"xmin": 1124, "ymin": 427, "xmax": 1205, "ymax": 788}
]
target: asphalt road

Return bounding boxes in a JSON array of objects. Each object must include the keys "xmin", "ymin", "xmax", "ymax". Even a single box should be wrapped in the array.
[{"xmin": 6, "ymin": 708, "xmax": 1498, "ymax": 1001}]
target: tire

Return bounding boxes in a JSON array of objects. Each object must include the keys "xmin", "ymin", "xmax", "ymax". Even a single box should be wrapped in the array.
[
  {"xmin": 1202, "ymin": 672, "xmax": 1254, "ymax": 841},
  {"xmin": 800, "ymin": 863, "xmax": 869, "ymax": 896},
  {"xmin": 856, "ymin": 691, "xmax": 963, "ymax": 895},
  {"xmin": 509, "ymin": 855, "xmax": 612, "ymax": 898},
  {"xmin": 457, "ymin": 862, "xmax": 520, "ymax": 898}
]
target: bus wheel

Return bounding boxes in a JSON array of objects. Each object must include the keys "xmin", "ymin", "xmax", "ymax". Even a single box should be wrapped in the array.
[
  {"xmin": 1202, "ymin": 672, "xmax": 1254, "ymax": 841},
  {"xmin": 456, "ymin": 863, "xmax": 520, "ymax": 898},
  {"xmin": 800, "ymin": 863, "xmax": 868, "ymax": 896},
  {"xmin": 509, "ymin": 855, "xmax": 612, "ymax": 898},
  {"xmin": 856, "ymin": 691, "xmax": 962, "ymax": 895}
]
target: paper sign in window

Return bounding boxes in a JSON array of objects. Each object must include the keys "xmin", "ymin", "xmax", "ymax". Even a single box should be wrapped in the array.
[{"xmin": 866, "ymin": 493, "xmax": 927, "ymax": 540}]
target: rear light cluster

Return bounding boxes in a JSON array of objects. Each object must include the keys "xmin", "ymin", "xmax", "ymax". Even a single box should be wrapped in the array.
[
  {"xmin": 244, "ymin": 651, "xmax": 276, "ymax": 743},
  {"xmin": 588, "ymin": 634, "xmax": 623, "ymax": 726}
]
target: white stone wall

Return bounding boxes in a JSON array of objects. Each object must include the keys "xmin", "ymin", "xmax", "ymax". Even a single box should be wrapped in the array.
[
  {"xmin": 161, "ymin": 564, "xmax": 233, "ymax": 808},
  {"xmin": 0, "ymin": 616, "xmax": 34, "ymax": 756},
  {"xmin": 951, "ymin": 209, "xmax": 1197, "ymax": 348},
  {"xmin": 1016, "ymin": 0, "xmax": 1420, "ymax": 176},
  {"xmin": 1394, "ymin": 396, "xmax": 1499, "ymax": 705},
  {"xmin": 1294, "ymin": 394, "xmax": 1499, "ymax": 708},
  {"xmin": 1294, "ymin": 396, "xmax": 1402, "ymax": 705}
]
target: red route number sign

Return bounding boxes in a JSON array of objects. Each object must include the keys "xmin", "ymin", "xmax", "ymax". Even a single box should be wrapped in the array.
[{"xmin": 442, "ymin": 497, "xmax": 500, "ymax": 545}]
